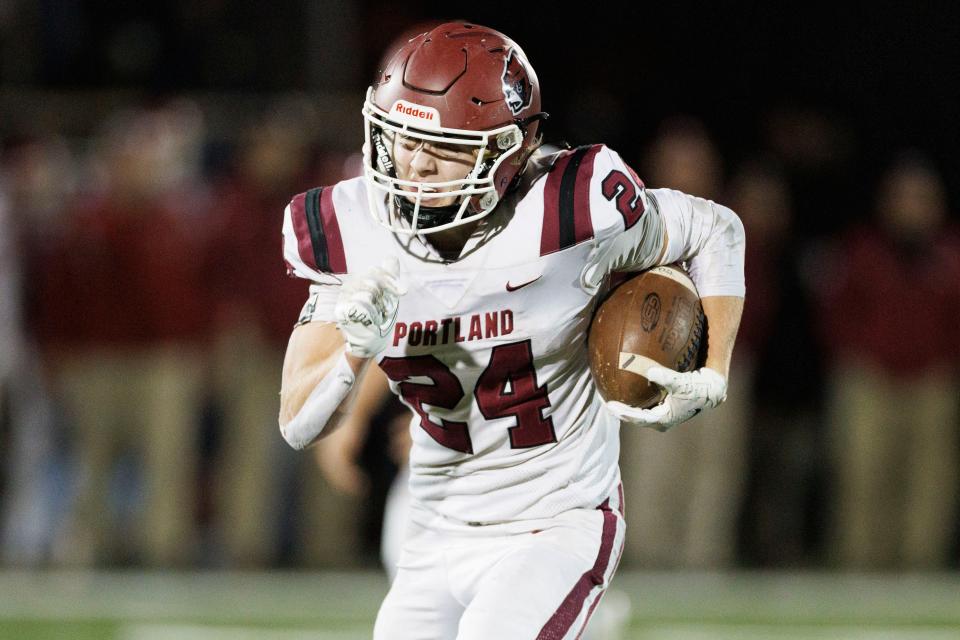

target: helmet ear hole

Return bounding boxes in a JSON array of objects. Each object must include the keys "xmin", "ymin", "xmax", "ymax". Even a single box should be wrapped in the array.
[
  {"xmin": 479, "ymin": 192, "xmax": 498, "ymax": 209},
  {"xmin": 496, "ymin": 129, "xmax": 522, "ymax": 150}
]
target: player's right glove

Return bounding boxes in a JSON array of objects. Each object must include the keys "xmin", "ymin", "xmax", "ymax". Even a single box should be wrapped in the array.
[
  {"xmin": 334, "ymin": 258, "xmax": 406, "ymax": 358},
  {"xmin": 605, "ymin": 366, "xmax": 727, "ymax": 432}
]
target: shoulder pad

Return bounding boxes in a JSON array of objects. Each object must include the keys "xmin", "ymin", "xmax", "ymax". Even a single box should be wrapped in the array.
[
  {"xmin": 285, "ymin": 186, "xmax": 348, "ymax": 277},
  {"xmin": 540, "ymin": 144, "xmax": 604, "ymax": 256}
]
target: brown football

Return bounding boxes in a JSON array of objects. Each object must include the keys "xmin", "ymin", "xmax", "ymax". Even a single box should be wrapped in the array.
[{"xmin": 588, "ymin": 265, "xmax": 707, "ymax": 408}]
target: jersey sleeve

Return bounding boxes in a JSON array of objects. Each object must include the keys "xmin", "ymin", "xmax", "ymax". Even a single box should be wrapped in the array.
[
  {"xmin": 282, "ymin": 186, "xmax": 349, "ymax": 282},
  {"xmin": 282, "ymin": 186, "xmax": 348, "ymax": 324},
  {"xmin": 295, "ymin": 283, "xmax": 341, "ymax": 325},
  {"xmin": 580, "ymin": 145, "xmax": 665, "ymax": 286},
  {"xmin": 582, "ymin": 146, "xmax": 745, "ymax": 298}
]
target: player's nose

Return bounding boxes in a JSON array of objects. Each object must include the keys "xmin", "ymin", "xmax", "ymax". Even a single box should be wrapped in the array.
[{"xmin": 409, "ymin": 146, "xmax": 437, "ymax": 176}]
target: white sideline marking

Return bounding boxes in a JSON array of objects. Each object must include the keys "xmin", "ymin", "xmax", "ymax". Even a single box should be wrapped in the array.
[
  {"xmin": 0, "ymin": 571, "xmax": 387, "ymax": 622},
  {"xmin": 639, "ymin": 625, "xmax": 960, "ymax": 640},
  {"xmin": 120, "ymin": 624, "xmax": 369, "ymax": 640}
]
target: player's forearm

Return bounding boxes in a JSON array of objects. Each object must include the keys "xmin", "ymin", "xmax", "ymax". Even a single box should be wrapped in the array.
[
  {"xmin": 279, "ymin": 349, "xmax": 373, "ymax": 450},
  {"xmin": 311, "ymin": 360, "xmax": 390, "ymax": 460},
  {"xmin": 312, "ymin": 364, "xmax": 391, "ymax": 495},
  {"xmin": 279, "ymin": 322, "xmax": 374, "ymax": 449},
  {"xmin": 280, "ymin": 347, "xmax": 368, "ymax": 420},
  {"xmin": 660, "ymin": 192, "xmax": 744, "ymax": 379},
  {"xmin": 334, "ymin": 364, "xmax": 391, "ymax": 438},
  {"xmin": 701, "ymin": 295, "xmax": 744, "ymax": 379}
]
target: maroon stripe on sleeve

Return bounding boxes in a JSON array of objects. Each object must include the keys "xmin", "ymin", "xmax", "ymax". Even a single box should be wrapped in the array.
[
  {"xmin": 536, "ymin": 500, "xmax": 618, "ymax": 640},
  {"xmin": 320, "ymin": 186, "xmax": 348, "ymax": 274},
  {"xmin": 540, "ymin": 151, "xmax": 574, "ymax": 256},
  {"xmin": 626, "ymin": 164, "xmax": 646, "ymax": 190},
  {"xmin": 289, "ymin": 191, "xmax": 317, "ymax": 271},
  {"xmin": 572, "ymin": 145, "xmax": 602, "ymax": 245}
]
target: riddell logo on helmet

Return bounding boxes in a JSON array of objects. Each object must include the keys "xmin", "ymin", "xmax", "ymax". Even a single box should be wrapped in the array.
[
  {"xmin": 391, "ymin": 101, "xmax": 441, "ymax": 126},
  {"xmin": 394, "ymin": 102, "xmax": 433, "ymax": 119}
]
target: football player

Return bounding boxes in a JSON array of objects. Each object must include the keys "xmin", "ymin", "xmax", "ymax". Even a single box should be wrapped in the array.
[{"xmin": 279, "ymin": 22, "xmax": 745, "ymax": 639}]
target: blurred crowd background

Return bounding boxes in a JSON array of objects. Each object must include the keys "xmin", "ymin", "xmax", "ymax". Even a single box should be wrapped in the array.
[{"xmin": 0, "ymin": 2, "xmax": 958, "ymax": 574}]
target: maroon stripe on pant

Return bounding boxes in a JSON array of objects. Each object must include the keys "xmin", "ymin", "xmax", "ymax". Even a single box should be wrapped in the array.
[
  {"xmin": 536, "ymin": 500, "xmax": 618, "ymax": 640},
  {"xmin": 576, "ymin": 536, "xmax": 625, "ymax": 639},
  {"xmin": 319, "ymin": 186, "xmax": 348, "ymax": 274},
  {"xmin": 289, "ymin": 191, "xmax": 316, "ymax": 271}
]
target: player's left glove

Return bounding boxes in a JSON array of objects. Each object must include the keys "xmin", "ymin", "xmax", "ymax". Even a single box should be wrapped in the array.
[{"xmin": 605, "ymin": 366, "xmax": 727, "ymax": 432}]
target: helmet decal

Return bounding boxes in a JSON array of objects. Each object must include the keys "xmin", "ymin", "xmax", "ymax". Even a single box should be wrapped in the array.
[
  {"xmin": 390, "ymin": 100, "xmax": 442, "ymax": 128},
  {"xmin": 501, "ymin": 50, "xmax": 532, "ymax": 116},
  {"xmin": 371, "ymin": 129, "xmax": 395, "ymax": 176}
]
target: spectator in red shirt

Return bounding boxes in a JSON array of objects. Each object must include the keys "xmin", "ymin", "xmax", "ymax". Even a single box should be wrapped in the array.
[
  {"xmin": 1, "ymin": 138, "xmax": 63, "ymax": 566},
  {"xmin": 204, "ymin": 101, "xmax": 321, "ymax": 566},
  {"xmin": 33, "ymin": 103, "xmax": 211, "ymax": 566},
  {"xmin": 818, "ymin": 152, "xmax": 960, "ymax": 569}
]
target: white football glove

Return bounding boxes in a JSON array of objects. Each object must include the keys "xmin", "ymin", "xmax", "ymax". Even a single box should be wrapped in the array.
[
  {"xmin": 334, "ymin": 258, "xmax": 406, "ymax": 358},
  {"xmin": 606, "ymin": 366, "xmax": 727, "ymax": 432}
]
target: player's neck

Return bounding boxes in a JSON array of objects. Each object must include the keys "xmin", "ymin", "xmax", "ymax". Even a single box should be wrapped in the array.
[{"xmin": 423, "ymin": 220, "xmax": 482, "ymax": 261}]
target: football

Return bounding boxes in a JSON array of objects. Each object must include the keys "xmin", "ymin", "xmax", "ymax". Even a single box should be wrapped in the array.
[{"xmin": 588, "ymin": 265, "xmax": 707, "ymax": 408}]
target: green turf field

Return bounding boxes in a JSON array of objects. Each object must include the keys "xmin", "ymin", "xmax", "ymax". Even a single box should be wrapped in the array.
[{"xmin": 1, "ymin": 570, "xmax": 958, "ymax": 639}]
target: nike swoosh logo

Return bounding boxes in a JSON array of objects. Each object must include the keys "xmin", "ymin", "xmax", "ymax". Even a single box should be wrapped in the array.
[{"xmin": 506, "ymin": 276, "xmax": 541, "ymax": 292}]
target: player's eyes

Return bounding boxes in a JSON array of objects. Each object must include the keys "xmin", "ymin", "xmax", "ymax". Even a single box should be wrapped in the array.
[
  {"xmin": 397, "ymin": 135, "xmax": 420, "ymax": 151},
  {"xmin": 433, "ymin": 143, "xmax": 479, "ymax": 161},
  {"xmin": 396, "ymin": 136, "xmax": 478, "ymax": 162}
]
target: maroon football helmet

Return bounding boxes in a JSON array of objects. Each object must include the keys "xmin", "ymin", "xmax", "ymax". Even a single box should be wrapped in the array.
[{"xmin": 362, "ymin": 22, "xmax": 545, "ymax": 234}]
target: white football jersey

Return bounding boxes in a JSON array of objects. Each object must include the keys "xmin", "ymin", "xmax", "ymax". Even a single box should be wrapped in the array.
[{"xmin": 283, "ymin": 144, "xmax": 730, "ymax": 527}]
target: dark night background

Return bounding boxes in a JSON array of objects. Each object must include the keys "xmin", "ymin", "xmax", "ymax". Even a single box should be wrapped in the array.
[{"xmin": 3, "ymin": 1, "xmax": 959, "ymax": 231}]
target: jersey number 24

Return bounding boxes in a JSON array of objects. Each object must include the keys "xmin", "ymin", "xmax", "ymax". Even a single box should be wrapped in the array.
[{"xmin": 380, "ymin": 340, "xmax": 556, "ymax": 454}]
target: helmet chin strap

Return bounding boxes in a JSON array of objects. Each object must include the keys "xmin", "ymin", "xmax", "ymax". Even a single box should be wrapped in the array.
[
  {"xmin": 394, "ymin": 195, "xmax": 474, "ymax": 230},
  {"xmin": 393, "ymin": 150, "xmax": 493, "ymax": 232}
]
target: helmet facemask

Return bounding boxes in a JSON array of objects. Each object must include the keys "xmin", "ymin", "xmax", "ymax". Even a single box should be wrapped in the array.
[{"xmin": 362, "ymin": 87, "xmax": 525, "ymax": 235}]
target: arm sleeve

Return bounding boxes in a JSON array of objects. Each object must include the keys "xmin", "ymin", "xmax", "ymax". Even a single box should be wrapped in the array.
[
  {"xmin": 651, "ymin": 188, "xmax": 746, "ymax": 297},
  {"xmin": 279, "ymin": 350, "xmax": 356, "ymax": 450}
]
